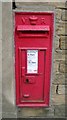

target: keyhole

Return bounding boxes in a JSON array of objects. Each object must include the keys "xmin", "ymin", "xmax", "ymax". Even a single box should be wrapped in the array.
[{"xmin": 26, "ymin": 79, "xmax": 29, "ymax": 83}]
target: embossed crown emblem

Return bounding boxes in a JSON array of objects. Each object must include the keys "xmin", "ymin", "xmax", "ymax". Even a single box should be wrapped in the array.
[{"xmin": 29, "ymin": 16, "xmax": 38, "ymax": 25}]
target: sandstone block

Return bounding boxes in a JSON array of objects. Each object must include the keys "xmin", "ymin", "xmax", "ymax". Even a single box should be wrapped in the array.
[
  {"xmin": 54, "ymin": 61, "xmax": 60, "ymax": 73},
  {"xmin": 51, "ymin": 94, "xmax": 65, "ymax": 105},
  {"xmin": 56, "ymin": 9, "xmax": 62, "ymax": 21},
  {"xmin": 54, "ymin": 35, "xmax": 60, "ymax": 49},
  {"xmin": 17, "ymin": 107, "xmax": 54, "ymax": 118},
  {"xmin": 56, "ymin": 22, "xmax": 67, "ymax": 35},
  {"xmin": 61, "ymin": 10, "xmax": 67, "ymax": 21},
  {"xmin": 60, "ymin": 36, "xmax": 67, "ymax": 50},
  {"xmin": 58, "ymin": 85, "xmax": 65, "ymax": 95},
  {"xmin": 15, "ymin": 2, "xmax": 66, "ymax": 9},
  {"xmin": 60, "ymin": 62, "xmax": 65, "ymax": 73},
  {"xmin": 54, "ymin": 50, "xmax": 65, "ymax": 61},
  {"xmin": 54, "ymin": 105, "xmax": 65, "ymax": 117},
  {"xmin": 53, "ymin": 73, "xmax": 65, "ymax": 85},
  {"xmin": 59, "ymin": 61, "xmax": 67, "ymax": 73},
  {"xmin": 51, "ymin": 85, "xmax": 65, "ymax": 105}
]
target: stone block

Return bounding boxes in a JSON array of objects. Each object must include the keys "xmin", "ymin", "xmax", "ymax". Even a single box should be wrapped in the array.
[
  {"xmin": 51, "ymin": 84, "xmax": 65, "ymax": 95},
  {"xmin": 14, "ymin": 2, "xmax": 55, "ymax": 12},
  {"xmin": 47, "ymin": 2, "xmax": 66, "ymax": 8},
  {"xmin": 51, "ymin": 85, "xmax": 65, "ymax": 105},
  {"xmin": 54, "ymin": 50, "xmax": 65, "ymax": 61},
  {"xmin": 60, "ymin": 36, "xmax": 67, "ymax": 50},
  {"xmin": 61, "ymin": 10, "xmax": 67, "ymax": 21},
  {"xmin": 54, "ymin": 35, "xmax": 60, "ymax": 49},
  {"xmin": 0, "ymin": 2, "xmax": 2, "ymax": 114},
  {"xmin": 56, "ymin": 9, "xmax": 62, "ymax": 21},
  {"xmin": 2, "ymin": 2, "xmax": 17, "ymax": 118},
  {"xmin": 2, "ymin": 112, "xmax": 17, "ymax": 118},
  {"xmin": 59, "ymin": 61, "xmax": 67, "ymax": 73},
  {"xmin": 58, "ymin": 85, "xmax": 65, "ymax": 95},
  {"xmin": 15, "ymin": 2, "xmax": 66, "ymax": 9},
  {"xmin": 0, "ymin": 113, "xmax": 2, "ymax": 120},
  {"xmin": 54, "ymin": 61, "xmax": 60, "ymax": 73},
  {"xmin": 54, "ymin": 105, "xmax": 65, "ymax": 117},
  {"xmin": 53, "ymin": 73, "xmax": 65, "ymax": 85},
  {"xmin": 0, "ymin": 103, "xmax": 2, "ymax": 112},
  {"xmin": 17, "ymin": 107, "xmax": 54, "ymax": 118},
  {"xmin": 51, "ymin": 94, "xmax": 65, "ymax": 105},
  {"xmin": 56, "ymin": 22, "xmax": 67, "ymax": 35},
  {"xmin": 0, "ymin": 39, "xmax": 2, "ymax": 106}
]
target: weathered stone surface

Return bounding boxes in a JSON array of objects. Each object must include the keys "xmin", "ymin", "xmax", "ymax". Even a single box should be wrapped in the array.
[
  {"xmin": 58, "ymin": 85, "xmax": 65, "ymax": 95},
  {"xmin": 15, "ymin": 2, "xmax": 66, "ymax": 9},
  {"xmin": 54, "ymin": 61, "xmax": 60, "ymax": 73},
  {"xmin": 51, "ymin": 84, "xmax": 65, "ymax": 105},
  {"xmin": 51, "ymin": 94, "xmax": 65, "ymax": 105},
  {"xmin": 54, "ymin": 50, "xmax": 65, "ymax": 60},
  {"xmin": 61, "ymin": 10, "xmax": 67, "ymax": 21},
  {"xmin": 2, "ymin": 2, "xmax": 17, "ymax": 118},
  {"xmin": 0, "ymin": 113, "xmax": 2, "ymax": 120},
  {"xmin": 56, "ymin": 9, "xmax": 62, "ymax": 21},
  {"xmin": 59, "ymin": 61, "xmax": 66, "ymax": 73},
  {"xmin": 2, "ymin": 112, "xmax": 17, "ymax": 118},
  {"xmin": 54, "ymin": 104, "xmax": 65, "ymax": 117},
  {"xmin": 51, "ymin": 84, "xmax": 65, "ymax": 95},
  {"xmin": 46, "ymin": 2, "xmax": 66, "ymax": 8},
  {"xmin": 2, "ymin": 93, "xmax": 17, "ymax": 117},
  {"xmin": 0, "ymin": 104, "xmax": 2, "ymax": 119},
  {"xmin": 0, "ymin": 38, "xmax": 2, "ymax": 115},
  {"xmin": 17, "ymin": 107, "xmax": 54, "ymax": 118},
  {"xmin": 54, "ymin": 35, "xmax": 60, "ymax": 49},
  {"xmin": 60, "ymin": 36, "xmax": 67, "ymax": 50},
  {"xmin": 53, "ymin": 73, "xmax": 65, "ymax": 85},
  {"xmin": 0, "ymin": 2, "xmax": 2, "ymax": 118},
  {"xmin": 15, "ymin": 2, "xmax": 55, "ymax": 12},
  {"xmin": 56, "ymin": 22, "xmax": 67, "ymax": 35}
]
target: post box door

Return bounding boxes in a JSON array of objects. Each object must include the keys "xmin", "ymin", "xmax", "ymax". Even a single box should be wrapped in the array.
[{"xmin": 19, "ymin": 49, "xmax": 46, "ymax": 102}]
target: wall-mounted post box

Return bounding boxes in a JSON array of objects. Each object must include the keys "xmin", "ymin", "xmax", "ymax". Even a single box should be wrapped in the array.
[{"xmin": 14, "ymin": 12, "xmax": 54, "ymax": 107}]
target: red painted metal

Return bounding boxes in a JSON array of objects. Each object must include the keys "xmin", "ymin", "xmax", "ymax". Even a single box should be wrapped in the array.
[
  {"xmin": 17, "ymin": 25, "xmax": 50, "ymax": 31},
  {"xmin": 14, "ymin": 12, "xmax": 54, "ymax": 107}
]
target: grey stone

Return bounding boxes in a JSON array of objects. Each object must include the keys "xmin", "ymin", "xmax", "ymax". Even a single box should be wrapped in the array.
[
  {"xmin": 53, "ymin": 73, "xmax": 65, "ymax": 85},
  {"xmin": 56, "ymin": 9, "xmax": 62, "ymax": 21},
  {"xmin": 58, "ymin": 85, "xmax": 65, "ymax": 95},
  {"xmin": 14, "ymin": 2, "xmax": 55, "ymax": 12},
  {"xmin": 2, "ymin": 2, "xmax": 17, "ymax": 118},
  {"xmin": 56, "ymin": 21, "xmax": 67, "ymax": 36},
  {"xmin": 15, "ymin": 2, "xmax": 66, "ymax": 9},
  {"xmin": 60, "ymin": 36, "xmax": 67, "ymax": 50},
  {"xmin": 59, "ymin": 61, "xmax": 66, "ymax": 73},
  {"xmin": 2, "ymin": 112, "xmax": 17, "ymax": 118},
  {"xmin": 17, "ymin": 107, "xmax": 54, "ymax": 118},
  {"xmin": 53, "ymin": 61, "xmax": 60, "ymax": 73},
  {"xmin": 0, "ymin": 112, "xmax": 2, "ymax": 120},
  {"xmin": 54, "ymin": 51, "xmax": 65, "ymax": 61},
  {"xmin": 54, "ymin": 104, "xmax": 65, "ymax": 117},
  {"xmin": 54, "ymin": 35, "xmax": 60, "ymax": 49},
  {"xmin": 0, "ymin": 2, "xmax": 2, "ymax": 119},
  {"xmin": 62, "ymin": 10, "xmax": 67, "ymax": 21}
]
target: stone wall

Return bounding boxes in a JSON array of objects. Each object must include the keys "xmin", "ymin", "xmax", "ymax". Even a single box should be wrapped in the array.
[
  {"xmin": 0, "ymin": 1, "xmax": 2, "ymax": 120},
  {"xmin": 2, "ymin": 2, "xmax": 17, "ymax": 118},
  {"xmin": 2, "ymin": 1, "xmax": 67, "ymax": 119}
]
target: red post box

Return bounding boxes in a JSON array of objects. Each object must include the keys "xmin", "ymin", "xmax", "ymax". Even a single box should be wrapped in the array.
[{"xmin": 14, "ymin": 12, "xmax": 54, "ymax": 107}]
